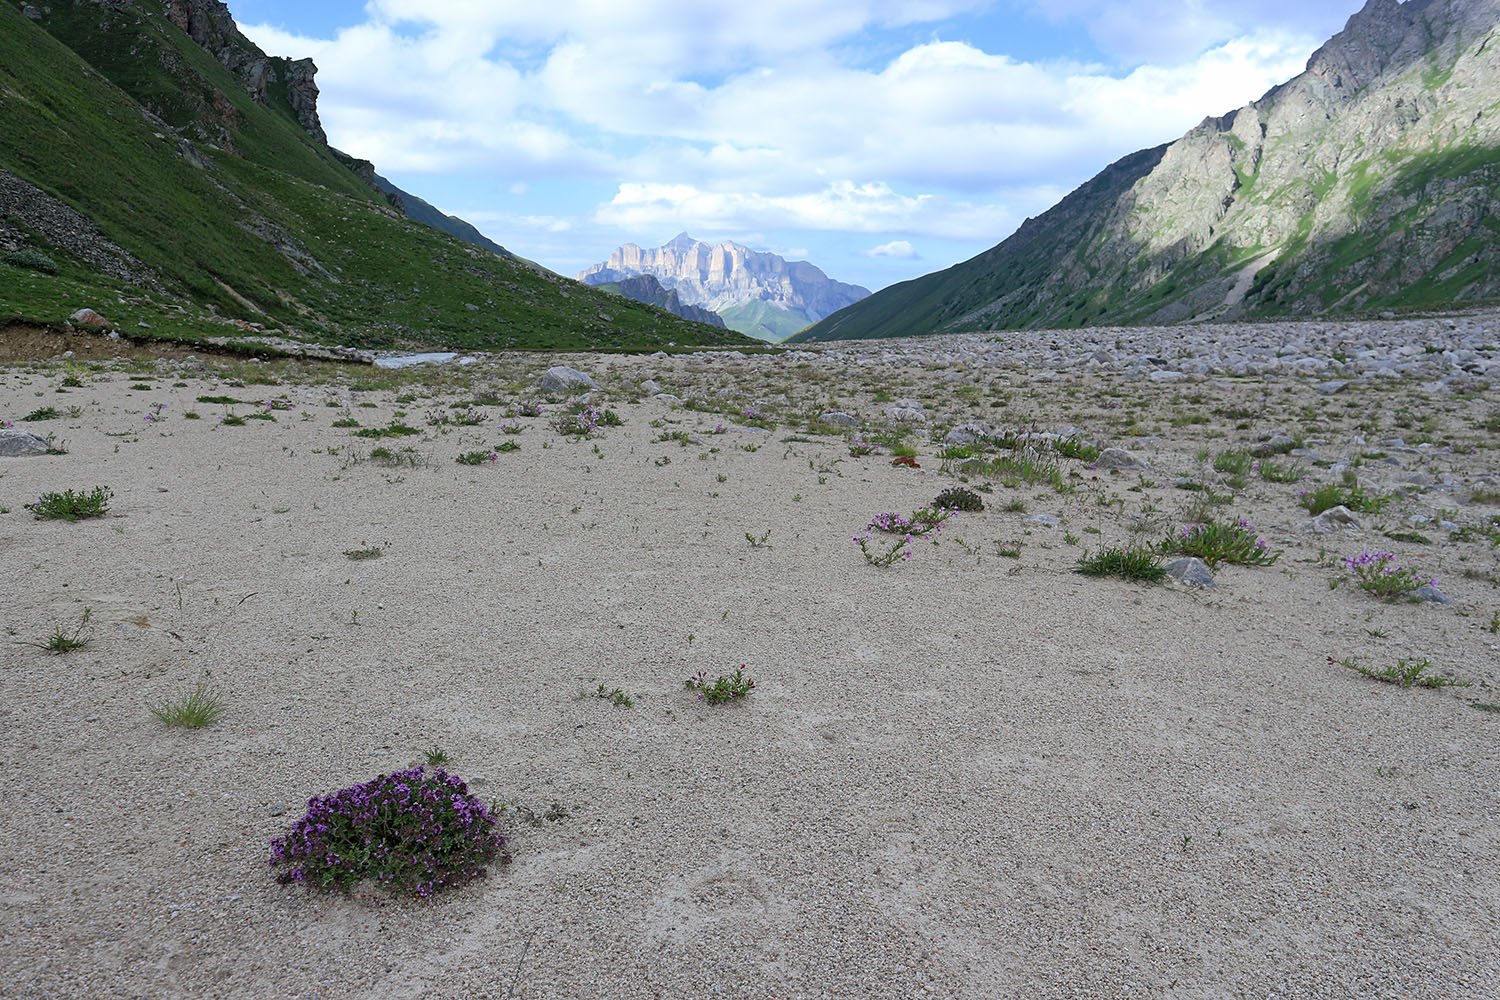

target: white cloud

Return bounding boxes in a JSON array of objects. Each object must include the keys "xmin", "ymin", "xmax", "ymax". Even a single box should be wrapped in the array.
[
  {"xmin": 595, "ymin": 181, "xmax": 1014, "ymax": 240},
  {"xmin": 863, "ymin": 240, "xmax": 918, "ymax": 259},
  {"xmin": 242, "ymin": 2, "xmax": 1337, "ymax": 263}
]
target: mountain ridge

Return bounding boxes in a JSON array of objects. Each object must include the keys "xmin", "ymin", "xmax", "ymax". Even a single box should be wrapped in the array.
[{"xmin": 795, "ymin": 0, "xmax": 1500, "ymax": 342}]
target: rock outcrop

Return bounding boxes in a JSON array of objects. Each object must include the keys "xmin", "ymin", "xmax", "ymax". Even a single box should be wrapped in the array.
[
  {"xmin": 163, "ymin": 0, "xmax": 327, "ymax": 142},
  {"xmin": 796, "ymin": 0, "xmax": 1500, "ymax": 342},
  {"xmin": 578, "ymin": 234, "xmax": 869, "ymax": 326}
]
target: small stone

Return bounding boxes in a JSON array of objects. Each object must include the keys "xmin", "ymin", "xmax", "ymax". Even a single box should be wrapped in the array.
[
  {"xmin": 540, "ymin": 365, "xmax": 597, "ymax": 394},
  {"xmin": 1252, "ymin": 434, "xmax": 1297, "ymax": 456},
  {"xmin": 1147, "ymin": 370, "xmax": 1188, "ymax": 383},
  {"xmin": 0, "ymin": 430, "xmax": 52, "ymax": 457},
  {"xmin": 639, "ymin": 380, "xmax": 662, "ymax": 395},
  {"xmin": 69, "ymin": 308, "xmax": 109, "ymax": 327},
  {"xmin": 821, "ymin": 411, "xmax": 859, "ymax": 427},
  {"xmin": 943, "ymin": 423, "xmax": 991, "ymax": 444},
  {"xmin": 1297, "ymin": 505, "xmax": 1362, "ymax": 533},
  {"xmin": 1096, "ymin": 447, "xmax": 1151, "ymax": 471},
  {"xmin": 1412, "ymin": 583, "xmax": 1452, "ymax": 605},
  {"xmin": 1315, "ymin": 380, "xmax": 1349, "ymax": 395},
  {"xmin": 1164, "ymin": 557, "xmax": 1216, "ymax": 587},
  {"xmin": 1026, "ymin": 514, "xmax": 1060, "ymax": 527}
]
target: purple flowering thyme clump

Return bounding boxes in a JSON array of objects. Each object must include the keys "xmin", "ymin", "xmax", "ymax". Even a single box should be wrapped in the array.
[{"xmin": 269, "ymin": 768, "xmax": 509, "ymax": 896}]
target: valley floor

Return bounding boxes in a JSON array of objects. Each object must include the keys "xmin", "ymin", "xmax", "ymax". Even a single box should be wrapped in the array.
[{"xmin": 2, "ymin": 316, "xmax": 1498, "ymax": 998}]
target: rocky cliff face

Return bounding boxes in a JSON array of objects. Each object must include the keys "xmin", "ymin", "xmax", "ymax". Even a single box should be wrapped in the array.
[
  {"xmin": 578, "ymin": 234, "xmax": 869, "ymax": 325},
  {"xmin": 163, "ymin": 0, "xmax": 326, "ymax": 142},
  {"xmin": 797, "ymin": 0, "xmax": 1500, "ymax": 341}
]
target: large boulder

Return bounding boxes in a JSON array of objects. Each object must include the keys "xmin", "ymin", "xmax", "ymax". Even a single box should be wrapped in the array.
[{"xmin": 540, "ymin": 365, "xmax": 597, "ymax": 394}]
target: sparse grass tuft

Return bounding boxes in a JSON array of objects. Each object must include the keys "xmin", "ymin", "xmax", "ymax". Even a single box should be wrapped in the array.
[
  {"xmin": 686, "ymin": 667, "xmax": 755, "ymax": 704},
  {"xmin": 149, "ymin": 680, "xmax": 227, "ymax": 727},
  {"xmin": 1075, "ymin": 546, "xmax": 1166, "ymax": 583}
]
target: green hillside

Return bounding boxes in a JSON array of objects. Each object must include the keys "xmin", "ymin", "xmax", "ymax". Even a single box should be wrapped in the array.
[
  {"xmin": 0, "ymin": 1, "xmax": 750, "ymax": 352},
  {"xmin": 718, "ymin": 301, "xmax": 812, "ymax": 342}
]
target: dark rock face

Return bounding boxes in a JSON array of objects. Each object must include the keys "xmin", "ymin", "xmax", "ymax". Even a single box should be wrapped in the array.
[{"xmin": 604, "ymin": 275, "xmax": 727, "ymax": 328}]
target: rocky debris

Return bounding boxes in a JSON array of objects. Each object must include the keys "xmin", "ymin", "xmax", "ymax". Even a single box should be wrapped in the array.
[
  {"xmin": 0, "ymin": 430, "xmax": 52, "ymax": 457},
  {"xmin": 1164, "ymin": 557, "xmax": 1216, "ymax": 587},
  {"xmin": 69, "ymin": 308, "xmax": 110, "ymax": 327},
  {"xmin": 540, "ymin": 366, "xmax": 597, "ymax": 394},
  {"xmin": 0, "ymin": 170, "xmax": 161, "ymax": 291},
  {"xmin": 820, "ymin": 411, "xmax": 858, "ymax": 427},
  {"xmin": 883, "ymin": 399, "xmax": 926, "ymax": 423},
  {"xmin": 1096, "ymin": 447, "xmax": 1152, "ymax": 471},
  {"xmin": 1297, "ymin": 505, "xmax": 1363, "ymax": 533},
  {"xmin": 1412, "ymin": 583, "xmax": 1453, "ymax": 605},
  {"xmin": 1026, "ymin": 514, "xmax": 1061, "ymax": 528}
]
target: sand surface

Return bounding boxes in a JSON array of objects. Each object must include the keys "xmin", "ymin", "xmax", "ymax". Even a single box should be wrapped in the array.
[{"xmin": 2, "ymin": 339, "xmax": 1498, "ymax": 999}]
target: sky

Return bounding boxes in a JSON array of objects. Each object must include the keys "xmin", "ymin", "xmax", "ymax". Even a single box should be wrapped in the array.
[{"xmin": 233, "ymin": 0, "xmax": 1367, "ymax": 292}]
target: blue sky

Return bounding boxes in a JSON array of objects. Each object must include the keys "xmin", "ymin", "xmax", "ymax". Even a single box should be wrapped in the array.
[{"xmin": 235, "ymin": 0, "xmax": 1366, "ymax": 291}]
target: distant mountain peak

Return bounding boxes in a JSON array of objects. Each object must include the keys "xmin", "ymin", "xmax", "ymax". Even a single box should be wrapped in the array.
[{"xmin": 576, "ymin": 235, "xmax": 869, "ymax": 333}]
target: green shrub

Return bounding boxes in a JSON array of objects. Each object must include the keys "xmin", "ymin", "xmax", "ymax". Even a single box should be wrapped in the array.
[
  {"xmin": 3, "ymin": 249, "xmax": 58, "ymax": 274},
  {"xmin": 26, "ymin": 486, "xmax": 112, "ymax": 521}
]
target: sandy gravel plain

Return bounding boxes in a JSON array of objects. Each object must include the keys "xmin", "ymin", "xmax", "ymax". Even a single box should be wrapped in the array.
[{"xmin": 1, "ymin": 324, "xmax": 1498, "ymax": 999}]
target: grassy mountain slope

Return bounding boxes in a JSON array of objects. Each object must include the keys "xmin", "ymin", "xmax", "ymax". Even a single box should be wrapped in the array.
[
  {"xmin": 717, "ymin": 301, "xmax": 814, "ymax": 342},
  {"xmin": 0, "ymin": 1, "xmax": 749, "ymax": 351},
  {"xmin": 794, "ymin": 0, "xmax": 1500, "ymax": 342}
]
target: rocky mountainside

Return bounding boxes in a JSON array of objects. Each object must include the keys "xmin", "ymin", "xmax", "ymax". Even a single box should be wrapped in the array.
[
  {"xmin": 578, "ymin": 234, "xmax": 869, "ymax": 339},
  {"xmin": 795, "ymin": 0, "xmax": 1500, "ymax": 342},
  {"xmin": 0, "ymin": 0, "xmax": 747, "ymax": 351},
  {"xmin": 590, "ymin": 275, "xmax": 726, "ymax": 328}
]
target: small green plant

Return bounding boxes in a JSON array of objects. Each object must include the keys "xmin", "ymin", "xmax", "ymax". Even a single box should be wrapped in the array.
[
  {"xmin": 353, "ymin": 422, "xmax": 420, "ymax": 439},
  {"xmin": 197, "ymin": 395, "xmax": 241, "ymax": 405},
  {"xmin": 1002, "ymin": 499, "xmax": 1026, "ymax": 513},
  {"xmin": 934, "ymin": 487, "xmax": 984, "ymax": 512},
  {"xmin": 343, "ymin": 545, "xmax": 384, "ymax": 560},
  {"xmin": 1300, "ymin": 481, "xmax": 1391, "ymax": 516},
  {"xmin": 21, "ymin": 406, "xmax": 58, "ymax": 421},
  {"xmin": 1383, "ymin": 530, "xmax": 1432, "ymax": 545},
  {"xmin": 332, "ymin": 417, "xmax": 361, "ymax": 428},
  {"xmin": 1212, "ymin": 448, "xmax": 1252, "ymax": 485},
  {"xmin": 1055, "ymin": 438, "xmax": 1101, "ymax": 462},
  {"xmin": 745, "ymin": 530, "xmax": 771, "ymax": 548},
  {"xmin": 1075, "ymin": 546, "xmax": 1167, "ymax": 583},
  {"xmin": 220, "ymin": 413, "xmax": 246, "ymax": 426},
  {"xmin": 18, "ymin": 607, "xmax": 93, "ymax": 653},
  {"xmin": 595, "ymin": 684, "xmax": 633, "ymax": 708},
  {"xmin": 1331, "ymin": 655, "xmax": 1469, "ymax": 689},
  {"xmin": 149, "ymin": 680, "xmax": 227, "ymax": 727},
  {"xmin": 685, "ymin": 666, "xmax": 755, "ymax": 704},
  {"xmin": 25, "ymin": 486, "xmax": 112, "ymax": 521},
  {"xmin": 4, "ymin": 248, "xmax": 59, "ymax": 274},
  {"xmin": 1160, "ymin": 517, "xmax": 1280, "ymax": 568},
  {"xmin": 1257, "ymin": 458, "xmax": 1304, "ymax": 483},
  {"xmin": 424, "ymin": 746, "xmax": 450, "ymax": 766},
  {"xmin": 456, "ymin": 449, "xmax": 498, "ymax": 465}
]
